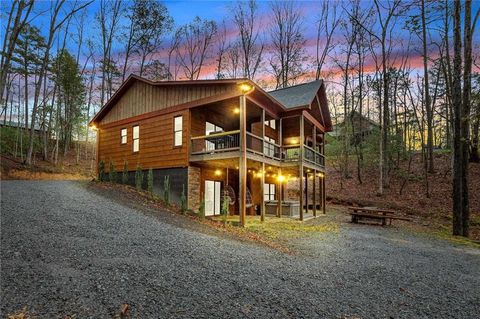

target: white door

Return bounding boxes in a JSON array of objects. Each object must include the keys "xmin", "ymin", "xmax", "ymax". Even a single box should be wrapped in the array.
[{"xmin": 205, "ymin": 180, "xmax": 221, "ymax": 216}]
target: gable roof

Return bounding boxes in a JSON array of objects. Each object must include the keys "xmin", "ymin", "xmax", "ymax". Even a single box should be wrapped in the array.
[
  {"xmin": 268, "ymin": 80, "xmax": 323, "ymax": 109},
  {"xmin": 90, "ymin": 75, "xmax": 331, "ymax": 131}
]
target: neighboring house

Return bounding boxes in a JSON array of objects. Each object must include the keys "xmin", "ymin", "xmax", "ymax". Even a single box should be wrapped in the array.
[
  {"xmin": 329, "ymin": 111, "xmax": 378, "ymax": 145},
  {"xmin": 0, "ymin": 120, "xmax": 45, "ymax": 134},
  {"xmin": 90, "ymin": 75, "xmax": 332, "ymax": 225}
]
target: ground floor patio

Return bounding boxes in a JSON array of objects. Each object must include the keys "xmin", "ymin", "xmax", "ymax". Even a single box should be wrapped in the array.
[{"xmin": 187, "ymin": 157, "xmax": 326, "ymax": 223}]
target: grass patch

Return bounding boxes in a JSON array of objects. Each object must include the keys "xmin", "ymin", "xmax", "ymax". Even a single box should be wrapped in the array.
[{"xmin": 213, "ymin": 215, "xmax": 339, "ymax": 241}]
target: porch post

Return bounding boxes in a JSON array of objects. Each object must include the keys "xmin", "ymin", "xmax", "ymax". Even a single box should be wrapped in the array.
[
  {"xmin": 239, "ymin": 94, "xmax": 247, "ymax": 226},
  {"xmin": 322, "ymin": 174, "xmax": 326, "ymax": 214},
  {"xmin": 313, "ymin": 170, "xmax": 317, "ymax": 217},
  {"xmin": 277, "ymin": 167, "xmax": 282, "ymax": 218},
  {"xmin": 261, "ymin": 162, "xmax": 265, "ymax": 222},
  {"xmin": 299, "ymin": 114, "xmax": 304, "ymax": 221}
]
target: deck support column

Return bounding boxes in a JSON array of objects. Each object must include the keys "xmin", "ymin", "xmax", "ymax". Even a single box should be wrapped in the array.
[
  {"xmin": 299, "ymin": 114, "xmax": 304, "ymax": 221},
  {"xmin": 313, "ymin": 170, "xmax": 317, "ymax": 217},
  {"xmin": 261, "ymin": 162, "xmax": 265, "ymax": 222},
  {"xmin": 322, "ymin": 173, "xmax": 326, "ymax": 214},
  {"xmin": 239, "ymin": 94, "xmax": 247, "ymax": 227},
  {"xmin": 277, "ymin": 167, "xmax": 282, "ymax": 218}
]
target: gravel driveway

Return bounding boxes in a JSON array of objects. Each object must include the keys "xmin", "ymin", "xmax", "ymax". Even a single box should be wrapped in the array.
[{"xmin": 1, "ymin": 180, "xmax": 479, "ymax": 318}]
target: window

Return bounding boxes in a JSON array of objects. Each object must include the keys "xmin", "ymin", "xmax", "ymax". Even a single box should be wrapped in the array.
[
  {"xmin": 264, "ymin": 183, "xmax": 276, "ymax": 201},
  {"xmin": 133, "ymin": 126, "xmax": 139, "ymax": 152},
  {"xmin": 265, "ymin": 119, "xmax": 276, "ymax": 130},
  {"xmin": 264, "ymin": 136, "xmax": 276, "ymax": 157},
  {"xmin": 121, "ymin": 128, "xmax": 127, "ymax": 144},
  {"xmin": 174, "ymin": 116, "xmax": 183, "ymax": 146},
  {"xmin": 205, "ymin": 121, "xmax": 223, "ymax": 151}
]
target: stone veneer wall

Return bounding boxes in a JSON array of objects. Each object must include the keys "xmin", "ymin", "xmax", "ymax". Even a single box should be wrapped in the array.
[
  {"xmin": 284, "ymin": 176, "xmax": 324, "ymax": 206},
  {"xmin": 188, "ymin": 166, "xmax": 201, "ymax": 212}
]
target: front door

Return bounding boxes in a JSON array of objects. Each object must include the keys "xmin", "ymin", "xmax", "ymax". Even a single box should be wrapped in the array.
[{"xmin": 204, "ymin": 180, "xmax": 221, "ymax": 216}]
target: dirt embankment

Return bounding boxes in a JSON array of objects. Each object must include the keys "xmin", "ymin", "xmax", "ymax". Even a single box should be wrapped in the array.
[
  {"xmin": 326, "ymin": 153, "xmax": 480, "ymax": 240},
  {"xmin": 0, "ymin": 154, "xmax": 93, "ymax": 180}
]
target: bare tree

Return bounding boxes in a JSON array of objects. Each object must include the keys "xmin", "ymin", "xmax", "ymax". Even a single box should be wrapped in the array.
[
  {"xmin": 25, "ymin": 0, "xmax": 93, "ymax": 165},
  {"xmin": 175, "ymin": 17, "xmax": 217, "ymax": 80},
  {"xmin": 214, "ymin": 20, "xmax": 229, "ymax": 79},
  {"xmin": 232, "ymin": 0, "xmax": 264, "ymax": 79},
  {"xmin": 0, "ymin": 0, "xmax": 34, "ymax": 98},
  {"xmin": 269, "ymin": 1, "xmax": 307, "ymax": 89},
  {"xmin": 315, "ymin": 0, "xmax": 340, "ymax": 80}
]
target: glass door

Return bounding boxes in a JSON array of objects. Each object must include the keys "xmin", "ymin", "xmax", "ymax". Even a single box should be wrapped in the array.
[{"xmin": 204, "ymin": 180, "xmax": 221, "ymax": 216}]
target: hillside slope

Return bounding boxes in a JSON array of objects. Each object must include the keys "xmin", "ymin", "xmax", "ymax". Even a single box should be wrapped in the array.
[{"xmin": 326, "ymin": 153, "xmax": 480, "ymax": 240}]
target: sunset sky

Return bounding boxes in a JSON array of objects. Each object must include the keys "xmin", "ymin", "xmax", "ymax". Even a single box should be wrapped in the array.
[{"xmin": 3, "ymin": 0, "xmax": 480, "ymax": 88}]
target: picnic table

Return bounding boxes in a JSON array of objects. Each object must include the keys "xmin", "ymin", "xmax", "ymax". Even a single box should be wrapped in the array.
[{"xmin": 348, "ymin": 206, "xmax": 412, "ymax": 226}]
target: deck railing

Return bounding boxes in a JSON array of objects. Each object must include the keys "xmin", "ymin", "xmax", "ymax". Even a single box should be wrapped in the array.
[
  {"xmin": 190, "ymin": 131, "xmax": 324, "ymax": 167},
  {"xmin": 303, "ymin": 144, "xmax": 325, "ymax": 166},
  {"xmin": 190, "ymin": 130, "xmax": 240, "ymax": 154}
]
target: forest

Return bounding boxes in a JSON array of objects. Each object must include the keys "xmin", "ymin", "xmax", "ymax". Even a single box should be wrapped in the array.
[{"xmin": 0, "ymin": 0, "xmax": 479, "ymax": 237}]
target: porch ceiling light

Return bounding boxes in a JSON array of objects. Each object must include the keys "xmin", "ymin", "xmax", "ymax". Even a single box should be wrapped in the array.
[
  {"xmin": 277, "ymin": 175, "xmax": 286, "ymax": 183},
  {"xmin": 239, "ymin": 83, "xmax": 253, "ymax": 93}
]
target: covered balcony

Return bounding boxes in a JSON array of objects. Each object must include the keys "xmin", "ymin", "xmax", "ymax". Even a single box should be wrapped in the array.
[{"xmin": 188, "ymin": 97, "xmax": 325, "ymax": 170}]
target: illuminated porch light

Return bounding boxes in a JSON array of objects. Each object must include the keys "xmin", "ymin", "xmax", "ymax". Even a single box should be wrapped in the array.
[
  {"xmin": 214, "ymin": 169, "xmax": 222, "ymax": 176},
  {"xmin": 290, "ymin": 138, "xmax": 299, "ymax": 144},
  {"xmin": 239, "ymin": 83, "xmax": 253, "ymax": 93},
  {"xmin": 233, "ymin": 107, "xmax": 240, "ymax": 114},
  {"xmin": 89, "ymin": 124, "xmax": 98, "ymax": 131},
  {"xmin": 277, "ymin": 175, "xmax": 286, "ymax": 183}
]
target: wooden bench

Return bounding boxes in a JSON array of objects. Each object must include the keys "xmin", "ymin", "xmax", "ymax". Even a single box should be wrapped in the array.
[{"xmin": 348, "ymin": 206, "xmax": 412, "ymax": 226}]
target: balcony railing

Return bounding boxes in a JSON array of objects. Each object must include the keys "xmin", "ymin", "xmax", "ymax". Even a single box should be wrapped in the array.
[
  {"xmin": 191, "ymin": 130, "xmax": 240, "ymax": 155},
  {"xmin": 190, "ymin": 130, "xmax": 324, "ymax": 167}
]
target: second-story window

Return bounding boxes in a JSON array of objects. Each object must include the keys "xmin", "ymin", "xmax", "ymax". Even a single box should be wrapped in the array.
[
  {"xmin": 174, "ymin": 116, "xmax": 183, "ymax": 147},
  {"xmin": 133, "ymin": 125, "xmax": 139, "ymax": 152},
  {"xmin": 265, "ymin": 119, "xmax": 276, "ymax": 130},
  {"xmin": 121, "ymin": 128, "xmax": 127, "ymax": 144}
]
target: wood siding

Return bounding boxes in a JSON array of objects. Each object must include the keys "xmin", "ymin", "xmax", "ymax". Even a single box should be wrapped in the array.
[
  {"xmin": 98, "ymin": 109, "xmax": 190, "ymax": 171},
  {"xmin": 100, "ymin": 81, "xmax": 237, "ymax": 125}
]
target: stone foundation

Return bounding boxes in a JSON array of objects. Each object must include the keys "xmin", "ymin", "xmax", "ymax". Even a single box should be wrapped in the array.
[{"xmin": 188, "ymin": 166, "xmax": 201, "ymax": 212}]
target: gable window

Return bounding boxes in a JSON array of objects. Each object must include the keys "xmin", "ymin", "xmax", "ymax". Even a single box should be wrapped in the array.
[
  {"xmin": 174, "ymin": 116, "xmax": 183, "ymax": 147},
  {"xmin": 264, "ymin": 183, "xmax": 276, "ymax": 201},
  {"xmin": 133, "ymin": 125, "xmax": 139, "ymax": 152},
  {"xmin": 121, "ymin": 128, "xmax": 127, "ymax": 144},
  {"xmin": 265, "ymin": 119, "xmax": 276, "ymax": 130}
]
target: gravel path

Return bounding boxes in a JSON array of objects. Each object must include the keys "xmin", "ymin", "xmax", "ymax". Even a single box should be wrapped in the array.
[{"xmin": 1, "ymin": 180, "xmax": 479, "ymax": 318}]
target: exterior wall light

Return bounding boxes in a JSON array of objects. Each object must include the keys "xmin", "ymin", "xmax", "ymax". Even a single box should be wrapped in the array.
[
  {"xmin": 234, "ymin": 107, "xmax": 240, "ymax": 114},
  {"xmin": 277, "ymin": 175, "xmax": 285, "ymax": 183},
  {"xmin": 214, "ymin": 169, "xmax": 222, "ymax": 176},
  {"xmin": 239, "ymin": 83, "xmax": 253, "ymax": 93}
]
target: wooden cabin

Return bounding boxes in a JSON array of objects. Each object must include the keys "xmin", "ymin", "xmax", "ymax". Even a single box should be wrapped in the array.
[{"xmin": 90, "ymin": 75, "xmax": 332, "ymax": 225}]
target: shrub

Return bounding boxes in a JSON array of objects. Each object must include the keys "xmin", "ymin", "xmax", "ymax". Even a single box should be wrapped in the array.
[
  {"xmin": 221, "ymin": 194, "xmax": 229, "ymax": 224},
  {"xmin": 109, "ymin": 161, "xmax": 117, "ymax": 183},
  {"xmin": 122, "ymin": 160, "xmax": 129, "ymax": 184},
  {"xmin": 163, "ymin": 175, "xmax": 170, "ymax": 204},
  {"xmin": 135, "ymin": 165, "xmax": 143, "ymax": 191},
  {"xmin": 98, "ymin": 160, "xmax": 105, "ymax": 181},
  {"xmin": 180, "ymin": 184, "xmax": 187, "ymax": 213},
  {"xmin": 198, "ymin": 199, "xmax": 205, "ymax": 220},
  {"xmin": 147, "ymin": 168, "xmax": 154, "ymax": 193}
]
